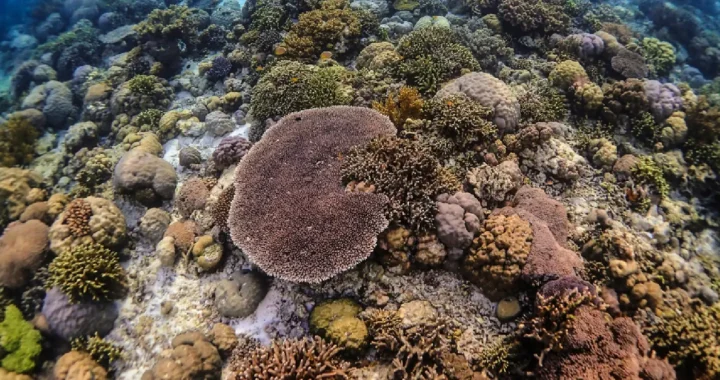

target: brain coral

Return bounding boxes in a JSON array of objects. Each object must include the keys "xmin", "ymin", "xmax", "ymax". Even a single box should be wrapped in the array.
[
  {"xmin": 0, "ymin": 220, "xmax": 49, "ymax": 289},
  {"xmin": 48, "ymin": 196, "xmax": 127, "ymax": 254},
  {"xmin": 228, "ymin": 106, "xmax": 395, "ymax": 283},
  {"xmin": 435, "ymin": 72, "xmax": 521, "ymax": 134},
  {"xmin": 113, "ymin": 149, "xmax": 178, "ymax": 204}
]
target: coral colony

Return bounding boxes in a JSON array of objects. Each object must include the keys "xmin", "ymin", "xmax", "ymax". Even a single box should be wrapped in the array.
[{"xmin": 1, "ymin": 0, "xmax": 720, "ymax": 378}]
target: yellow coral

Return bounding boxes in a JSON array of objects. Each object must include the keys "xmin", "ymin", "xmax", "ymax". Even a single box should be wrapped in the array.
[{"xmin": 549, "ymin": 60, "xmax": 589, "ymax": 90}]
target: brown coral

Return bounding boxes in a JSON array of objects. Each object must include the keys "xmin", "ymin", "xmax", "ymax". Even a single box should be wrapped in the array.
[
  {"xmin": 230, "ymin": 336, "xmax": 349, "ymax": 379},
  {"xmin": 176, "ymin": 177, "xmax": 210, "ymax": 218},
  {"xmin": 141, "ymin": 331, "xmax": 222, "ymax": 380},
  {"xmin": 0, "ymin": 220, "xmax": 49, "ymax": 288},
  {"xmin": 164, "ymin": 220, "xmax": 198, "ymax": 253},
  {"xmin": 463, "ymin": 214, "xmax": 533, "ymax": 301},
  {"xmin": 210, "ymin": 184, "xmax": 234, "ymax": 231},
  {"xmin": 228, "ymin": 106, "xmax": 394, "ymax": 283},
  {"xmin": 48, "ymin": 197, "xmax": 127, "ymax": 254},
  {"xmin": 53, "ymin": 351, "xmax": 108, "ymax": 380},
  {"xmin": 63, "ymin": 199, "xmax": 93, "ymax": 237}
]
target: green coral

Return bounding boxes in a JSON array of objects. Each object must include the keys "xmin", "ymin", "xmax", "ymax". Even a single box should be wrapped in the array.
[
  {"xmin": 498, "ymin": 0, "xmax": 571, "ymax": 34},
  {"xmin": 47, "ymin": 243, "xmax": 128, "ymax": 303},
  {"xmin": 0, "ymin": 305, "xmax": 41, "ymax": 374},
  {"xmin": 36, "ymin": 19, "xmax": 97, "ymax": 55},
  {"xmin": 281, "ymin": 0, "xmax": 363, "ymax": 60},
  {"xmin": 549, "ymin": 60, "xmax": 589, "ymax": 90},
  {"xmin": 71, "ymin": 333, "xmax": 123, "ymax": 369},
  {"xmin": 571, "ymin": 80, "xmax": 604, "ymax": 112},
  {"xmin": 134, "ymin": 5, "xmax": 202, "ymax": 46},
  {"xmin": 641, "ymin": 38, "xmax": 676, "ymax": 76},
  {"xmin": 629, "ymin": 111, "xmax": 659, "ymax": 140},
  {"xmin": 249, "ymin": 60, "xmax": 352, "ymax": 126},
  {"xmin": 647, "ymin": 302, "xmax": 720, "ymax": 378},
  {"xmin": 632, "ymin": 156, "xmax": 670, "ymax": 199},
  {"xmin": 249, "ymin": 0, "xmax": 288, "ymax": 32},
  {"xmin": 128, "ymin": 75, "xmax": 162, "ymax": 96},
  {"xmin": 310, "ymin": 299, "xmax": 367, "ymax": 352},
  {"xmin": 516, "ymin": 80, "xmax": 569, "ymax": 123},
  {"xmin": 135, "ymin": 108, "xmax": 164, "ymax": 130},
  {"xmin": 395, "ymin": 27, "xmax": 479, "ymax": 94},
  {"xmin": 0, "ymin": 116, "xmax": 38, "ymax": 167},
  {"xmin": 341, "ymin": 136, "xmax": 461, "ymax": 231}
]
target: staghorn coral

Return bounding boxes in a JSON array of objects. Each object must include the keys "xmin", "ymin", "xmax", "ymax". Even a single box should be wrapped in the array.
[
  {"xmin": 48, "ymin": 196, "xmax": 126, "ymax": 255},
  {"xmin": 281, "ymin": 0, "xmax": 363, "ymax": 60},
  {"xmin": 248, "ymin": 61, "xmax": 352, "ymax": 133},
  {"xmin": 0, "ymin": 220, "xmax": 48, "ymax": 289},
  {"xmin": 0, "ymin": 305, "xmax": 42, "ymax": 374},
  {"xmin": 71, "ymin": 332, "xmax": 123, "ymax": 369},
  {"xmin": 53, "ymin": 351, "xmax": 107, "ymax": 380},
  {"xmin": 47, "ymin": 243, "xmax": 128, "ymax": 303},
  {"xmin": 435, "ymin": 72, "xmax": 521, "ymax": 134},
  {"xmin": 372, "ymin": 86, "xmax": 424, "ymax": 129},
  {"xmin": 463, "ymin": 214, "xmax": 533, "ymax": 301},
  {"xmin": 231, "ymin": 336, "xmax": 349, "ymax": 379},
  {"xmin": 632, "ymin": 156, "xmax": 670, "ymax": 199},
  {"xmin": 0, "ymin": 116, "xmax": 38, "ymax": 168},
  {"xmin": 395, "ymin": 27, "xmax": 479, "ymax": 94},
  {"xmin": 342, "ymin": 136, "xmax": 461, "ymax": 232},
  {"xmin": 229, "ymin": 107, "xmax": 393, "ymax": 283},
  {"xmin": 110, "ymin": 76, "xmax": 173, "ymax": 118},
  {"xmin": 498, "ymin": 0, "xmax": 570, "ymax": 34}
]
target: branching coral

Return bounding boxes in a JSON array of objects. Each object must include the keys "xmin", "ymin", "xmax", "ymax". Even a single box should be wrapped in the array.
[
  {"xmin": 642, "ymin": 38, "xmax": 676, "ymax": 76},
  {"xmin": 0, "ymin": 116, "xmax": 38, "ymax": 168},
  {"xmin": 632, "ymin": 156, "xmax": 670, "ymax": 199},
  {"xmin": 453, "ymin": 24, "xmax": 514, "ymax": 71},
  {"xmin": 341, "ymin": 136, "xmax": 461, "ymax": 232},
  {"xmin": 281, "ymin": 0, "xmax": 363, "ymax": 60},
  {"xmin": 395, "ymin": 27, "xmax": 479, "ymax": 94},
  {"xmin": 231, "ymin": 336, "xmax": 349, "ymax": 378},
  {"xmin": 515, "ymin": 80, "xmax": 569, "ymax": 123},
  {"xmin": 47, "ymin": 243, "xmax": 128, "ymax": 303},
  {"xmin": 0, "ymin": 305, "xmax": 42, "ymax": 374},
  {"xmin": 134, "ymin": 5, "xmax": 203, "ymax": 50},
  {"xmin": 372, "ymin": 86, "xmax": 424, "ymax": 129},
  {"xmin": 71, "ymin": 333, "xmax": 123, "ymax": 369}
]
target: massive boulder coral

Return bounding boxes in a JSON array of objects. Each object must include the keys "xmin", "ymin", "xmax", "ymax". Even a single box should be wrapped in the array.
[
  {"xmin": 212, "ymin": 136, "xmax": 252, "ymax": 170},
  {"xmin": 53, "ymin": 351, "xmax": 107, "ymax": 380},
  {"xmin": 141, "ymin": 331, "xmax": 222, "ymax": 380},
  {"xmin": 435, "ymin": 72, "xmax": 521, "ymax": 134},
  {"xmin": 20, "ymin": 80, "xmax": 74, "ymax": 129},
  {"xmin": 644, "ymin": 80, "xmax": 683, "ymax": 123},
  {"xmin": 48, "ymin": 197, "xmax": 126, "ymax": 254},
  {"xmin": 42, "ymin": 287, "xmax": 118, "ymax": 341},
  {"xmin": 113, "ymin": 149, "xmax": 178, "ymax": 205},
  {"xmin": 228, "ymin": 106, "xmax": 394, "ymax": 283},
  {"xmin": 434, "ymin": 192, "xmax": 483, "ymax": 257},
  {"xmin": 0, "ymin": 168, "xmax": 43, "ymax": 226},
  {"xmin": 0, "ymin": 220, "xmax": 49, "ymax": 289}
]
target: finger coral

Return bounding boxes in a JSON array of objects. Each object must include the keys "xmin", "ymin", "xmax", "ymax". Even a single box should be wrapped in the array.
[
  {"xmin": 642, "ymin": 37, "xmax": 676, "ymax": 76},
  {"xmin": 47, "ymin": 243, "xmax": 128, "ymax": 303},
  {"xmin": 229, "ymin": 106, "xmax": 394, "ymax": 282}
]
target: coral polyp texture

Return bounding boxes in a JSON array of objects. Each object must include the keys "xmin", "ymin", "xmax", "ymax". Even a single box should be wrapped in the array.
[
  {"xmin": 2, "ymin": 0, "xmax": 720, "ymax": 376},
  {"xmin": 228, "ymin": 106, "xmax": 395, "ymax": 283}
]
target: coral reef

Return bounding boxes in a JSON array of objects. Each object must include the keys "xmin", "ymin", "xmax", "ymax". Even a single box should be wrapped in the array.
[{"xmin": 48, "ymin": 196, "xmax": 126, "ymax": 254}]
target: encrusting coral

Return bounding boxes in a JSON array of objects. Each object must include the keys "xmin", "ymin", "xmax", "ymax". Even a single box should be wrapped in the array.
[{"xmin": 228, "ymin": 106, "xmax": 394, "ymax": 283}]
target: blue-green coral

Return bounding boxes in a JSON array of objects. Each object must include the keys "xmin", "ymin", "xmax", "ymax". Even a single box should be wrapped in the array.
[{"xmin": 0, "ymin": 305, "xmax": 42, "ymax": 374}]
